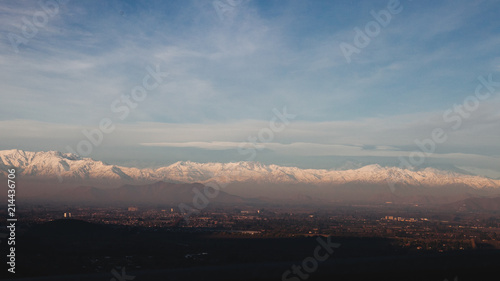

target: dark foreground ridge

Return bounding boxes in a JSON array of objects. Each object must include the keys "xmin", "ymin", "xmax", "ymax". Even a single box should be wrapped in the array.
[{"xmin": 2, "ymin": 219, "xmax": 499, "ymax": 281}]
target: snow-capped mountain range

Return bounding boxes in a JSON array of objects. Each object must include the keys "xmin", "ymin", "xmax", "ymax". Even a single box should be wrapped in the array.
[{"xmin": 1, "ymin": 149, "xmax": 499, "ymax": 190}]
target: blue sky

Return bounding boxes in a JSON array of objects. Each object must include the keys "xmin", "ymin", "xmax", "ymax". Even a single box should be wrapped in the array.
[{"xmin": 1, "ymin": 0, "xmax": 499, "ymax": 177}]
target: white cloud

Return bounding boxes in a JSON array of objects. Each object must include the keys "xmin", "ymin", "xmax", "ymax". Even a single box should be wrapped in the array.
[{"xmin": 0, "ymin": 0, "xmax": 499, "ymax": 175}]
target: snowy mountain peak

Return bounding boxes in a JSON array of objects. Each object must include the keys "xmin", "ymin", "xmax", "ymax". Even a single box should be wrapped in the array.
[
  {"xmin": 356, "ymin": 164, "xmax": 383, "ymax": 172},
  {"xmin": 0, "ymin": 149, "xmax": 81, "ymax": 162},
  {"xmin": 1, "ymin": 149, "xmax": 499, "ymax": 190}
]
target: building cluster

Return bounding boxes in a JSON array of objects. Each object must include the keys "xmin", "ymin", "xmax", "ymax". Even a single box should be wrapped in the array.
[
  {"xmin": 11, "ymin": 203, "xmax": 500, "ymax": 252},
  {"xmin": 383, "ymin": 216, "xmax": 424, "ymax": 222}
]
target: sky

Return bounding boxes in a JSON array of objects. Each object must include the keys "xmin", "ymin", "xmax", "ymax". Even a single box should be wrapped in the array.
[{"xmin": 0, "ymin": 0, "xmax": 499, "ymax": 177}]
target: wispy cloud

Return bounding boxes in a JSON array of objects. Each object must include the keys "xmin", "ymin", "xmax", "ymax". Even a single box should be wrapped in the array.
[{"xmin": 0, "ymin": 0, "xmax": 499, "ymax": 175}]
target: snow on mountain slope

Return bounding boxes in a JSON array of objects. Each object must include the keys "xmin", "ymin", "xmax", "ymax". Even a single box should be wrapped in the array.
[
  {"xmin": 1, "ymin": 149, "xmax": 499, "ymax": 189},
  {"xmin": 0, "ymin": 149, "xmax": 155, "ymax": 182}
]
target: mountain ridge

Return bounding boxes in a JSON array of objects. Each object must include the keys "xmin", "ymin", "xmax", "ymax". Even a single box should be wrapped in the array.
[{"xmin": 1, "ymin": 149, "xmax": 499, "ymax": 190}]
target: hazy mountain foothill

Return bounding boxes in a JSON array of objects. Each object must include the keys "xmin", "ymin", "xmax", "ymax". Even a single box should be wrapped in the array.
[{"xmin": 2, "ymin": 149, "xmax": 500, "ymax": 209}]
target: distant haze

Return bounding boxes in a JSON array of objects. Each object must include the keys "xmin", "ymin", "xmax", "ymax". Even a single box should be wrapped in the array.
[{"xmin": 2, "ymin": 149, "xmax": 500, "ymax": 206}]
